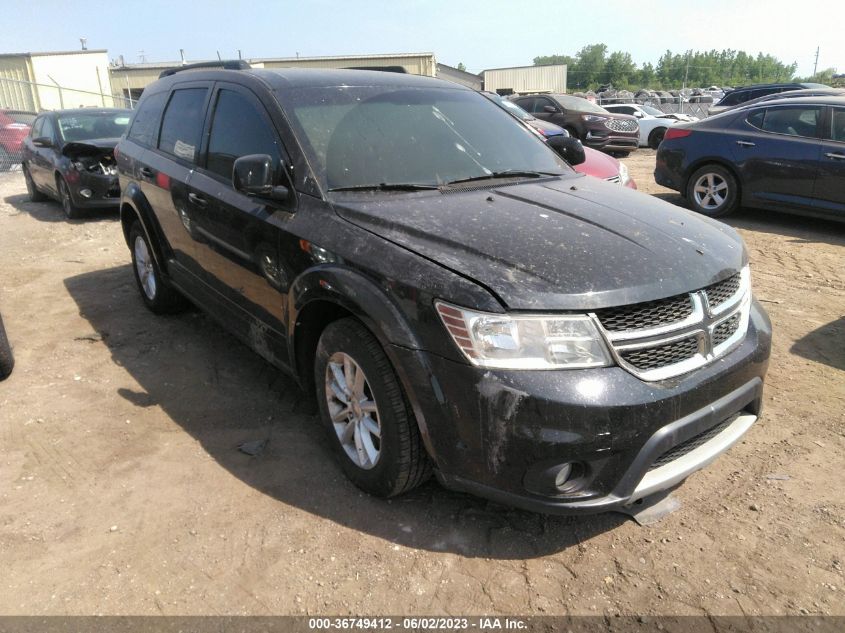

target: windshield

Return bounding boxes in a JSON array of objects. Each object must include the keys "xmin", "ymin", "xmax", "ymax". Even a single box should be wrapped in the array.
[
  {"xmin": 641, "ymin": 105, "xmax": 664, "ymax": 116},
  {"xmin": 57, "ymin": 111, "xmax": 131, "ymax": 142},
  {"xmin": 553, "ymin": 95, "xmax": 609, "ymax": 114},
  {"xmin": 281, "ymin": 86, "xmax": 570, "ymax": 191}
]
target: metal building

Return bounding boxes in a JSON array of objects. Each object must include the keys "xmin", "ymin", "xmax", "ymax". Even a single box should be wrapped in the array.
[
  {"xmin": 482, "ymin": 64, "xmax": 567, "ymax": 95},
  {"xmin": 0, "ymin": 50, "xmax": 115, "ymax": 111}
]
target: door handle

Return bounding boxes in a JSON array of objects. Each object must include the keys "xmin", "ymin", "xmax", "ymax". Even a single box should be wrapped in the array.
[
  {"xmin": 139, "ymin": 167, "xmax": 155, "ymax": 178},
  {"xmin": 825, "ymin": 152, "xmax": 845, "ymax": 160},
  {"xmin": 735, "ymin": 140, "xmax": 756, "ymax": 147},
  {"xmin": 188, "ymin": 192, "xmax": 208, "ymax": 208}
]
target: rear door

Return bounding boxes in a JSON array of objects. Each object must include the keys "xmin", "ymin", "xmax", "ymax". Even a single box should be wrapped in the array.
[
  {"xmin": 812, "ymin": 105, "xmax": 845, "ymax": 216},
  {"xmin": 142, "ymin": 82, "xmax": 212, "ymax": 285},
  {"xmin": 186, "ymin": 82, "xmax": 295, "ymax": 363},
  {"xmin": 730, "ymin": 104, "xmax": 823, "ymax": 210}
]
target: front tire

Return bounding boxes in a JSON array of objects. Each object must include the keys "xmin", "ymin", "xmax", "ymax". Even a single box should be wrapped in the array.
[
  {"xmin": 57, "ymin": 176, "xmax": 81, "ymax": 219},
  {"xmin": 315, "ymin": 318, "xmax": 431, "ymax": 497},
  {"xmin": 686, "ymin": 164, "xmax": 739, "ymax": 217},
  {"xmin": 23, "ymin": 165, "xmax": 47, "ymax": 202},
  {"xmin": 648, "ymin": 127, "xmax": 667, "ymax": 149},
  {"xmin": 128, "ymin": 221, "xmax": 189, "ymax": 314}
]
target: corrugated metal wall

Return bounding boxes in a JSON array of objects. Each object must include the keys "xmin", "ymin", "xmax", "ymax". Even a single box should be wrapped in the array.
[
  {"xmin": 483, "ymin": 65, "xmax": 567, "ymax": 94},
  {"xmin": 0, "ymin": 56, "xmax": 37, "ymax": 111}
]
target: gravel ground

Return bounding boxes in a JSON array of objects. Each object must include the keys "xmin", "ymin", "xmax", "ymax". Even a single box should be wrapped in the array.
[{"xmin": 0, "ymin": 151, "xmax": 843, "ymax": 616}]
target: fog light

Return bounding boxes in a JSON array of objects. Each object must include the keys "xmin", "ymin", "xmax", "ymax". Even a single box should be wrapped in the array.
[
  {"xmin": 79, "ymin": 188, "xmax": 92, "ymax": 198},
  {"xmin": 554, "ymin": 463, "xmax": 573, "ymax": 490}
]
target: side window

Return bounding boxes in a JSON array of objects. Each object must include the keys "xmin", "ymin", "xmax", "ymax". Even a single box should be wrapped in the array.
[
  {"xmin": 127, "ymin": 91, "xmax": 168, "ymax": 146},
  {"xmin": 158, "ymin": 88, "xmax": 208, "ymax": 163},
  {"xmin": 205, "ymin": 89, "xmax": 283, "ymax": 181},
  {"xmin": 30, "ymin": 117, "xmax": 43, "ymax": 138},
  {"xmin": 513, "ymin": 97, "xmax": 535, "ymax": 113},
  {"xmin": 537, "ymin": 98, "xmax": 557, "ymax": 113},
  {"xmin": 760, "ymin": 106, "xmax": 821, "ymax": 138},
  {"xmin": 41, "ymin": 117, "xmax": 55, "ymax": 141},
  {"xmin": 746, "ymin": 109, "xmax": 765, "ymax": 130},
  {"xmin": 831, "ymin": 108, "xmax": 845, "ymax": 142}
]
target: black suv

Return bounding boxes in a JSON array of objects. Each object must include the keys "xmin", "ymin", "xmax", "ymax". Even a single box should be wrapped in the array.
[{"xmin": 116, "ymin": 63, "xmax": 771, "ymax": 515}]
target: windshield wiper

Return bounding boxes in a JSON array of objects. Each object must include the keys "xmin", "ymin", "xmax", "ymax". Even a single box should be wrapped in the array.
[
  {"xmin": 443, "ymin": 170, "xmax": 561, "ymax": 186},
  {"xmin": 328, "ymin": 183, "xmax": 438, "ymax": 192}
]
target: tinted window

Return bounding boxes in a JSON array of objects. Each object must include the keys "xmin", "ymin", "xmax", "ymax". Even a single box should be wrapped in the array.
[
  {"xmin": 206, "ymin": 89, "xmax": 282, "ymax": 180},
  {"xmin": 128, "ymin": 91, "xmax": 168, "ymax": 146},
  {"xmin": 831, "ymin": 108, "xmax": 845, "ymax": 142},
  {"xmin": 537, "ymin": 97, "xmax": 558, "ymax": 112},
  {"xmin": 30, "ymin": 116, "xmax": 43, "ymax": 138},
  {"xmin": 41, "ymin": 117, "xmax": 55, "ymax": 140},
  {"xmin": 760, "ymin": 106, "xmax": 821, "ymax": 138},
  {"xmin": 158, "ymin": 88, "xmax": 207, "ymax": 162},
  {"xmin": 746, "ymin": 109, "xmax": 765, "ymax": 129},
  {"xmin": 513, "ymin": 97, "xmax": 536, "ymax": 113}
]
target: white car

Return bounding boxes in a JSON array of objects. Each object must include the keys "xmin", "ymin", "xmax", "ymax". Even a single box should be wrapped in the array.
[{"xmin": 603, "ymin": 103, "xmax": 697, "ymax": 148}]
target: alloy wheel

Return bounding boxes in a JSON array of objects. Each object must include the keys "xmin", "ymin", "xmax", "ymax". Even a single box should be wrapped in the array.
[
  {"xmin": 693, "ymin": 173, "xmax": 729, "ymax": 211},
  {"xmin": 133, "ymin": 235, "xmax": 157, "ymax": 300},
  {"xmin": 325, "ymin": 352, "xmax": 381, "ymax": 470}
]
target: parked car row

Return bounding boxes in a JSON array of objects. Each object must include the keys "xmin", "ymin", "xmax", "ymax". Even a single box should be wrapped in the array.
[{"xmin": 90, "ymin": 63, "xmax": 770, "ymax": 515}]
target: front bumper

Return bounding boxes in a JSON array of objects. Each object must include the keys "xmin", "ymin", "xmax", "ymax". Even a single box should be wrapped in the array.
[
  {"xmin": 67, "ymin": 171, "xmax": 120, "ymax": 208},
  {"xmin": 584, "ymin": 131, "xmax": 640, "ymax": 153},
  {"xmin": 391, "ymin": 300, "xmax": 771, "ymax": 515}
]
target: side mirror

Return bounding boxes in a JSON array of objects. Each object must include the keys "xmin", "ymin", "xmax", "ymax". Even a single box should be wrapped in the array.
[
  {"xmin": 547, "ymin": 135, "xmax": 586, "ymax": 166},
  {"xmin": 33, "ymin": 136, "xmax": 53, "ymax": 148},
  {"xmin": 543, "ymin": 105, "xmax": 559, "ymax": 114},
  {"xmin": 233, "ymin": 154, "xmax": 290, "ymax": 202}
]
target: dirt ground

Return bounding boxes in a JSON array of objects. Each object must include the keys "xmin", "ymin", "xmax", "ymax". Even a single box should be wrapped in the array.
[{"xmin": 0, "ymin": 151, "xmax": 843, "ymax": 617}]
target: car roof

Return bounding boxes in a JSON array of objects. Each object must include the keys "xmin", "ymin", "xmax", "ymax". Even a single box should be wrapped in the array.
[
  {"xmin": 733, "ymin": 95, "xmax": 845, "ymax": 111},
  {"xmin": 149, "ymin": 67, "xmax": 468, "ymax": 93}
]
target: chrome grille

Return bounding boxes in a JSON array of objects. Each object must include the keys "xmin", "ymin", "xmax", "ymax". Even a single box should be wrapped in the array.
[
  {"xmin": 713, "ymin": 313, "xmax": 741, "ymax": 346},
  {"xmin": 592, "ymin": 268, "xmax": 751, "ymax": 381},
  {"xmin": 595, "ymin": 294, "xmax": 693, "ymax": 332},
  {"xmin": 705, "ymin": 273, "xmax": 741, "ymax": 309},
  {"xmin": 620, "ymin": 336, "xmax": 700, "ymax": 371},
  {"xmin": 605, "ymin": 119, "xmax": 638, "ymax": 133},
  {"xmin": 649, "ymin": 414, "xmax": 739, "ymax": 470}
]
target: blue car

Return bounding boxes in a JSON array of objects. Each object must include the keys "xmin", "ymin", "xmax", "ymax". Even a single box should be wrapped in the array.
[{"xmin": 655, "ymin": 95, "xmax": 845, "ymax": 221}]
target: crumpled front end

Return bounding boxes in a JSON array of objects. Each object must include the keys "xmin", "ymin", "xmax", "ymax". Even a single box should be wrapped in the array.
[{"xmin": 63, "ymin": 141, "xmax": 120, "ymax": 207}]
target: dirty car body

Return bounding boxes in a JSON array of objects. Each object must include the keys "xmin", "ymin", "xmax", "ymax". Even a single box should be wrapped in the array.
[
  {"xmin": 21, "ymin": 109, "xmax": 129, "ymax": 216},
  {"xmin": 116, "ymin": 66, "xmax": 770, "ymax": 515}
]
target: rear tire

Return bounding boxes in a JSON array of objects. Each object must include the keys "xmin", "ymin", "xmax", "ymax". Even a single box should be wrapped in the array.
[
  {"xmin": 128, "ymin": 221, "xmax": 189, "ymax": 314},
  {"xmin": 23, "ymin": 165, "xmax": 47, "ymax": 202},
  {"xmin": 314, "ymin": 318, "xmax": 431, "ymax": 497},
  {"xmin": 0, "ymin": 312, "xmax": 14, "ymax": 381},
  {"xmin": 686, "ymin": 164, "xmax": 739, "ymax": 217},
  {"xmin": 648, "ymin": 127, "xmax": 667, "ymax": 149},
  {"xmin": 57, "ymin": 176, "xmax": 81, "ymax": 219}
]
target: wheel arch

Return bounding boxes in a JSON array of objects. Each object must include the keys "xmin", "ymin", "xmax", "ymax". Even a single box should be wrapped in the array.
[{"xmin": 119, "ymin": 182, "xmax": 170, "ymax": 273}]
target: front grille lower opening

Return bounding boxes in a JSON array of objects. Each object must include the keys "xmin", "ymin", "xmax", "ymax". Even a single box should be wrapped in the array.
[{"xmin": 649, "ymin": 413, "xmax": 741, "ymax": 471}]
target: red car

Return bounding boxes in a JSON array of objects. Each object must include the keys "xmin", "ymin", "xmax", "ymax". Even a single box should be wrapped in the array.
[
  {"xmin": 577, "ymin": 145, "xmax": 637, "ymax": 189},
  {"xmin": 0, "ymin": 109, "xmax": 36, "ymax": 171}
]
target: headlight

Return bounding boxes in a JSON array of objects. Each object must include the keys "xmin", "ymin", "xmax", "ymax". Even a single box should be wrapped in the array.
[
  {"xmin": 582, "ymin": 115, "xmax": 608, "ymax": 122},
  {"xmin": 618, "ymin": 162, "xmax": 630, "ymax": 185},
  {"xmin": 436, "ymin": 302, "xmax": 612, "ymax": 370}
]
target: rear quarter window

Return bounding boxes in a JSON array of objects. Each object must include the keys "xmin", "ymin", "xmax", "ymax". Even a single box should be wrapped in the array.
[{"xmin": 127, "ymin": 91, "xmax": 168, "ymax": 147}]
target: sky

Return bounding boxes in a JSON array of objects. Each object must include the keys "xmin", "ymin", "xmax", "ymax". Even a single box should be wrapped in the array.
[{"xmin": 2, "ymin": 0, "xmax": 842, "ymax": 78}]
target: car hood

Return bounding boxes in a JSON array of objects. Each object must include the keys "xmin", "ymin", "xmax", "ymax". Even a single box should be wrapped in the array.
[
  {"xmin": 331, "ymin": 175, "xmax": 746, "ymax": 310},
  {"xmin": 574, "ymin": 147, "xmax": 620, "ymax": 180},
  {"xmin": 61, "ymin": 138, "xmax": 119, "ymax": 159}
]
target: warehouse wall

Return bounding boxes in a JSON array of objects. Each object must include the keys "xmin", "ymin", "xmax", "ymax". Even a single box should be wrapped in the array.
[
  {"xmin": 483, "ymin": 65, "xmax": 567, "ymax": 95},
  {"xmin": 28, "ymin": 51, "xmax": 113, "ymax": 110},
  {"xmin": 0, "ymin": 56, "xmax": 36, "ymax": 111}
]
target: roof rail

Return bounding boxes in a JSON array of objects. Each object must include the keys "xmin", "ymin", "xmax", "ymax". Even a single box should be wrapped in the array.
[{"xmin": 159, "ymin": 60, "xmax": 251, "ymax": 78}]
